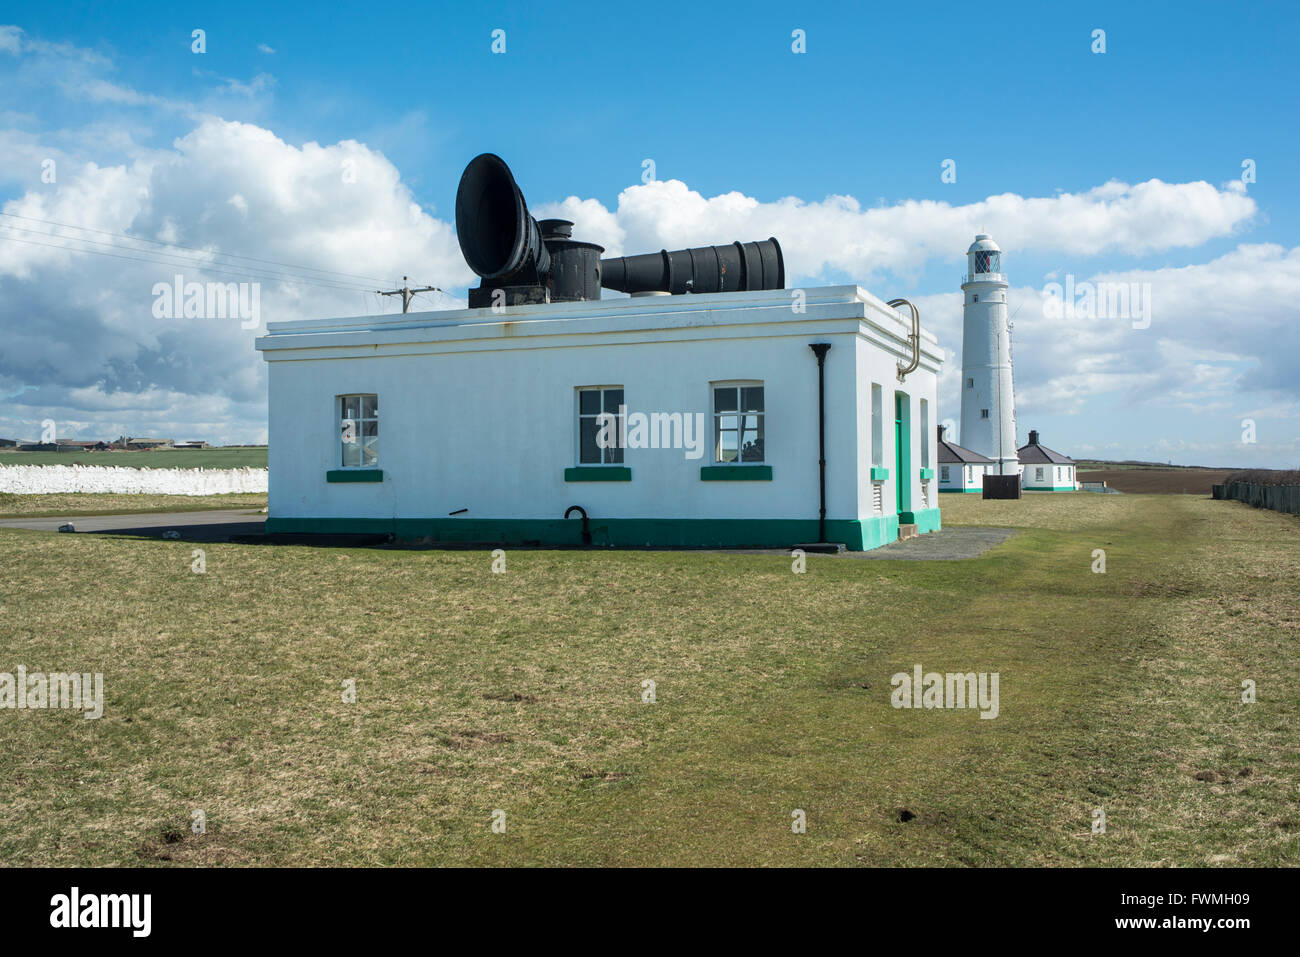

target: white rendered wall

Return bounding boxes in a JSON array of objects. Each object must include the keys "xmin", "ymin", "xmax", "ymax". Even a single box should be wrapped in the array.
[
  {"xmin": 259, "ymin": 286, "xmax": 942, "ymax": 526},
  {"xmin": 938, "ymin": 462, "xmax": 985, "ymax": 492}
]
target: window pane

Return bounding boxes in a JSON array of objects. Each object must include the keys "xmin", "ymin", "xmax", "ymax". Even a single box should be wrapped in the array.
[
  {"xmin": 361, "ymin": 420, "xmax": 378, "ymax": 438},
  {"xmin": 579, "ymin": 418, "xmax": 600, "ymax": 463},
  {"xmin": 741, "ymin": 386, "xmax": 764, "ymax": 413},
  {"xmin": 716, "ymin": 426, "xmax": 738, "ymax": 462},
  {"xmin": 361, "ymin": 395, "xmax": 377, "ymax": 419},
  {"xmin": 342, "ymin": 440, "xmax": 360, "ymax": 467},
  {"xmin": 361, "ymin": 437, "xmax": 379, "ymax": 466},
  {"xmin": 603, "ymin": 389, "xmax": 623, "ymax": 413},
  {"xmin": 714, "ymin": 387, "xmax": 737, "ymax": 413},
  {"xmin": 579, "ymin": 390, "xmax": 600, "ymax": 415},
  {"xmin": 606, "ymin": 444, "xmax": 624, "ymax": 464},
  {"xmin": 741, "ymin": 416, "xmax": 764, "ymax": 462},
  {"xmin": 342, "ymin": 396, "xmax": 360, "ymax": 420}
]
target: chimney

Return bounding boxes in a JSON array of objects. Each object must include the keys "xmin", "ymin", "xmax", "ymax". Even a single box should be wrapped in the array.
[
  {"xmin": 937, "ymin": 424, "xmax": 946, "ymax": 442},
  {"xmin": 1028, "ymin": 429, "xmax": 1040, "ymax": 445}
]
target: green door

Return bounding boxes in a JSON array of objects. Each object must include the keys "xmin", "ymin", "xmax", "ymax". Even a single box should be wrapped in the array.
[{"xmin": 894, "ymin": 394, "xmax": 904, "ymax": 513}]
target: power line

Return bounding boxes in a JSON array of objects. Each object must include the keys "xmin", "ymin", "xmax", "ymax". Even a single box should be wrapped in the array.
[
  {"xmin": 0, "ymin": 230, "xmax": 385, "ymax": 294},
  {"xmin": 0, "ymin": 221, "xmax": 388, "ymax": 293},
  {"xmin": 0, "ymin": 210, "xmax": 434, "ymax": 289}
]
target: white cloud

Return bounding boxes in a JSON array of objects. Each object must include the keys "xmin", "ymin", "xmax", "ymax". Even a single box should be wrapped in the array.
[
  {"xmin": 544, "ymin": 176, "xmax": 1256, "ymax": 283},
  {"xmin": 0, "ymin": 117, "xmax": 470, "ymax": 443}
]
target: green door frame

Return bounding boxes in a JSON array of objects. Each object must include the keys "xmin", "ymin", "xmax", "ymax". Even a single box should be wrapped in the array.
[{"xmin": 894, "ymin": 392, "xmax": 911, "ymax": 516}]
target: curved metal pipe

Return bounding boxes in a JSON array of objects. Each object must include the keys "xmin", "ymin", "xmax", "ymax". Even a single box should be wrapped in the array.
[
  {"xmin": 564, "ymin": 505, "xmax": 592, "ymax": 546},
  {"xmin": 889, "ymin": 298, "xmax": 921, "ymax": 382}
]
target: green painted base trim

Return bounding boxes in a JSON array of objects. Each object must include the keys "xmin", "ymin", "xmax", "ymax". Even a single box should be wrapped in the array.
[
  {"xmin": 700, "ymin": 465, "xmax": 773, "ymax": 481},
  {"xmin": 919, "ymin": 467, "xmax": 935, "ymax": 480},
  {"xmin": 326, "ymin": 469, "xmax": 383, "ymax": 483},
  {"xmin": 938, "ymin": 487, "xmax": 982, "ymax": 493},
  {"xmin": 564, "ymin": 466, "xmax": 632, "ymax": 482},
  {"xmin": 1023, "ymin": 485, "xmax": 1077, "ymax": 492},
  {"xmin": 870, "ymin": 467, "xmax": 890, "ymax": 481},
  {"xmin": 266, "ymin": 515, "xmax": 901, "ymax": 551},
  {"xmin": 896, "ymin": 507, "xmax": 941, "ymax": 534}
]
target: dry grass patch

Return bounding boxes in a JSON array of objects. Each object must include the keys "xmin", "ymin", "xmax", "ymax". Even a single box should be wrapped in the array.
[{"xmin": 0, "ymin": 493, "xmax": 1295, "ymax": 866}]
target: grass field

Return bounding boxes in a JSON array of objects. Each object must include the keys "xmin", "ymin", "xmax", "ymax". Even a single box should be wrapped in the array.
[
  {"xmin": 0, "ymin": 493, "xmax": 266, "ymax": 518},
  {"xmin": 0, "ymin": 493, "xmax": 1296, "ymax": 866},
  {"xmin": 0, "ymin": 447, "xmax": 267, "ymax": 469}
]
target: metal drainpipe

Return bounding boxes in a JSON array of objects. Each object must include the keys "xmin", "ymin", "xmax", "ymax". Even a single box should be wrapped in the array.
[
  {"xmin": 809, "ymin": 343, "xmax": 831, "ymax": 542},
  {"xmin": 564, "ymin": 505, "xmax": 591, "ymax": 545}
]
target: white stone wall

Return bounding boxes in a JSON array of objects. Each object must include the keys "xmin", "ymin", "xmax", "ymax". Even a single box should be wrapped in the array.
[{"xmin": 0, "ymin": 465, "xmax": 268, "ymax": 495}]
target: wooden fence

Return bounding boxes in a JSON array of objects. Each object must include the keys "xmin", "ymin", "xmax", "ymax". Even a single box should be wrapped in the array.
[{"xmin": 1212, "ymin": 482, "xmax": 1300, "ymax": 515}]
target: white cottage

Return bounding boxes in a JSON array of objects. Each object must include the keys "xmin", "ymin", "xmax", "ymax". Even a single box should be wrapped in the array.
[
  {"xmin": 255, "ymin": 285, "xmax": 944, "ymax": 550},
  {"xmin": 1018, "ymin": 430, "xmax": 1077, "ymax": 491},
  {"xmin": 937, "ymin": 425, "xmax": 995, "ymax": 493}
]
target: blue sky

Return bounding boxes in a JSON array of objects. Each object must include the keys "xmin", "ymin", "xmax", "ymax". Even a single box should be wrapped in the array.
[{"xmin": 2, "ymin": 1, "xmax": 1297, "ymax": 465}]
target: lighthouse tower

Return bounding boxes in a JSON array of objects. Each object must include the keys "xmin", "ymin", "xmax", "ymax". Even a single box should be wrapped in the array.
[{"xmin": 959, "ymin": 234, "xmax": 1019, "ymax": 475}]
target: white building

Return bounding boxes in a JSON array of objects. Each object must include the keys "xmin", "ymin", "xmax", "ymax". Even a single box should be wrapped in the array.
[
  {"xmin": 959, "ymin": 234, "xmax": 1020, "ymax": 476},
  {"xmin": 937, "ymin": 425, "xmax": 995, "ymax": 493},
  {"xmin": 255, "ymin": 285, "xmax": 944, "ymax": 550},
  {"xmin": 1018, "ymin": 430, "xmax": 1077, "ymax": 491}
]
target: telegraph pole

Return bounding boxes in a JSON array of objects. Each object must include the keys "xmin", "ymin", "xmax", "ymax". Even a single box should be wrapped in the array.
[{"xmin": 378, "ymin": 277, "xmax": 441, "ymax": 313}]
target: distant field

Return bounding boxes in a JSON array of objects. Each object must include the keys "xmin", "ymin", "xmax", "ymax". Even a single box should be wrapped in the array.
[
  {"xmin": 0, "ymin": 447, "xmax": 267, "ymax": 469},
  {"xmin": 1077, "ymin": 468, "xmax": 1233, "ymax": 494},
  {"xmin": 1, "ymin": 493, "xmax": 1295, "ymax": 866}
]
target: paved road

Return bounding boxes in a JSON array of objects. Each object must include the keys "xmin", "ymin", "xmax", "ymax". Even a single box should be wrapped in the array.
[
  {"xmin": 0, "ymin": 509, "xmax": 265, "ymax": 542},
  {"xmin": 850, "ymin": 526, "xmax": 1016, "ymax": 560},
  {"xmin": 721, "ymin": 526, "xmax": 1018, "ymax": 560}
]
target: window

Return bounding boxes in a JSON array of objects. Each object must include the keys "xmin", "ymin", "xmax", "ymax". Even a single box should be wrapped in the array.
[
  {"xmin": 966, "ymin": 465, "xmax": 973, "ymax": 482},
  {"xmin": 973, "ymin": 250, "xmax": 1001, "ymax": 274},
  {"xmin": 339, "ymin": 394, "xmax": 378, "ymax": 467},
  {"xmin": 713, "ymin": 382, "xmax": 764, "ymax": 463},
  {"xmin": 966, "ymin": 378, "xmax": 974, "ymax": 388},
  {"xmin": 941, "ymin": 465, "xmax": 950, "ymax": 482},
  {"xmin": 972, "ymin": 294, "xmax": 978, "ymax": 302},
  {"xmin": 870, "ymin": 383, "xmax": 883, "ymax": 467},
  {"xmin": 1035, "ymin": 467, "xmax": 1044, "ymax": 481},
  {"xmin": 980, "ymin": 409, "xmax": 989, "ymax": 419},
  {"xmin": 578, "ymin": 387, "xmax": 624, "ymax": 464},
  {"xmin": 920, "ymin": 399, "xmax": 930, "ymax": 468}
]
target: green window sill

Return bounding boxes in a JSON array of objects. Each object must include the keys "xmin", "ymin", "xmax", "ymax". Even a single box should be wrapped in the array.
[
  {"xmin": 327, "ymin": 469, "xmax": 383, "ymax": 483},
  {"xmin": 565, "ymin": 466, "xmax": 632, "ymax": 482},
  {"xmin": 919, "ymin": 468, "xmax": 935, "ymax": 480},
  {"xmin": 700, "ymin": 465, "xmax": 773, "ymax": 481},
  {"xmin": 870, "ymin": 467, "xmax": 890, "ymax": 481}
]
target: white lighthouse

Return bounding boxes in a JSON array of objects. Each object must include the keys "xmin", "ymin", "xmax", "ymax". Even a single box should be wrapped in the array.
[{"xmin": 959, "ymin": 234, "xmax": 1019, "ymax": 475}]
